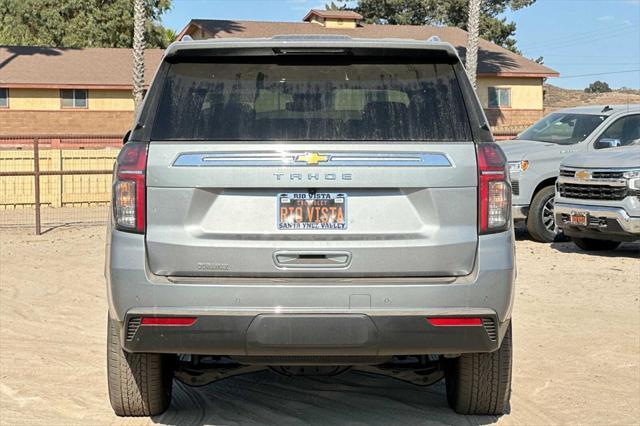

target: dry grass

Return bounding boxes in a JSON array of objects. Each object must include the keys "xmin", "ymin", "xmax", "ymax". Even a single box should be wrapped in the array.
[{"xmin": 544, "ymin": 84, "xmax": 640, "ymax": 112}]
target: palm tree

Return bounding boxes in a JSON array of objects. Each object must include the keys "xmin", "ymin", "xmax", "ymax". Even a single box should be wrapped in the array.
[
  {"xmin": 132, "ymin": 0, "xmax": 145, "ymax": 112},
  {"xmin": 164, "ymin": 28, "xmax": 178, "ymax": 45},
  {"xmin": 466, "ymin": 0, "xmax": 481, "ymax": 89}
]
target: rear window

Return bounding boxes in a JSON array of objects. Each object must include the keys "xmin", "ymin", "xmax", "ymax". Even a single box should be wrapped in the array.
[{"xmin": 151, "ymin": 57, "xmax": 472, "ymax": 142}]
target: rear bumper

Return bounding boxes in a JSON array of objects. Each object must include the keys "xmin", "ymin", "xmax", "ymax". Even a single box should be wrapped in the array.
[
  {"xmin": 120, "ymin": 311, "xmax": 506, "ymax": 356},
  {"xmin": 555, "ymin": 202, "xmax": 640, "ymax": 240},
  {"xmin": 106, "ymin": 229, "xmax": 515, "ymax": 357}
]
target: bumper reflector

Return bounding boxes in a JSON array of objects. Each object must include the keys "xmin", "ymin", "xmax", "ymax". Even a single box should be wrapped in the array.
[
  {"xmin": 140, "ymin": 317, "xmax": 197, "ymax": 326},
  {"xmin": 427, "ymin": 317, "xmax": 483, "ymax": 326}
]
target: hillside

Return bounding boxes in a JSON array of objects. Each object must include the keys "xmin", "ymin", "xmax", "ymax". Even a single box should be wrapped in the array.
[{"xmin": 544, "ymin": 84, "xmax": 640, "ymax": 112}]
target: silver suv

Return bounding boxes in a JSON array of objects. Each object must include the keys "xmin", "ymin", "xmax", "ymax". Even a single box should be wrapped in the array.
[{"xmin": 106, "ymin": 36, "xmax": 515, "ymax": 417}]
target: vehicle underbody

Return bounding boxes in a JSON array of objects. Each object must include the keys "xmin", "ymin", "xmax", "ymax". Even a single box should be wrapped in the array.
[{"xmin": 174, "ymin": 354, "xmax": 449, "ymax": 387}]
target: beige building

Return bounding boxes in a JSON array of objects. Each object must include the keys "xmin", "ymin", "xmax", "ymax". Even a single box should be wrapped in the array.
[
  {"xmin": 303, "ymin": 9, "xmax": 364, "ymax": 29},
  {"xmin": 179, "ymin": 10, "xmax": 559, "ymax": 136},
  {"xmin": 0, "ymin": 47, "xmax": 164, "ymax": 135},
  {"xmin": 0, "ymin": 48, "xmax": 168, "ymax": 210}
]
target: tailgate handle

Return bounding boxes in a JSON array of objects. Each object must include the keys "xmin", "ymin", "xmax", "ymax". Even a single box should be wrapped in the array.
[{"xmin": 273, "ymin": 251, "xmax": 351, "ymax": 268}]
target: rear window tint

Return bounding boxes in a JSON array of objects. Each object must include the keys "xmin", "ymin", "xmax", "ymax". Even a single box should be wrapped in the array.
[{"xmin": 151, "ymin": 58, "xmax": 472, "ymax": 142}]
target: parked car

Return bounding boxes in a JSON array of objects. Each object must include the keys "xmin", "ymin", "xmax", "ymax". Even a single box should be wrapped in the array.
[
  {"xmin": 500, "ymin": 104, "xmax": 640, "ymax": 242},
  {"xmin": 555, "ymin": 144, "xmax": 640, "ymax": 250},
  {"xmin": 106, "ymin": 36, "xmax": 516, "ymax": 417}
]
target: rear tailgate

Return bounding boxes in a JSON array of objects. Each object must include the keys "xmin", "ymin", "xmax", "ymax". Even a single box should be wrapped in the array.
[
  {"xmin": 140, "ymin": 48, "xmax": 481, "ymax": 278},
  {"xmin": 145, "ymin": 143, "xmax": 478, "ymax": 277}
]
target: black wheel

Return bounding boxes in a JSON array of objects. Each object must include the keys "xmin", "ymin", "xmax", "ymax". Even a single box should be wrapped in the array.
[
  {"xmin": 527, "ymin": 186, "xmax": 557, "ymax": 243},
  {"xmin": 572, "ymin": 237, "xmax": 621, "ymax": 251},
  {"xmin": 445, "ymin": 322, "xmax": 512, "ymax": 415},
  {"xmin": 107, "ymin": 314, "xmax": 174, "ymax": 417}
]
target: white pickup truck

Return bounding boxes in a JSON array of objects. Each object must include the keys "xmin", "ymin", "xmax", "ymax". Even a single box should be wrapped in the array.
[
  {"xmin": 555, "ymin": 145, "xmax": 640, "ymax": 250},
  {"xmin": 501, "ymin": 104, "xmax": 639, "ymax": 242}
]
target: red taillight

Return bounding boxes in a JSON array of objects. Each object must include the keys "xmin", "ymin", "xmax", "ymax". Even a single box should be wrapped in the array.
[
  {"xmin": 113, "ymin": 142, "xmax": 147, "ymax": 233},
  {"xmin": 140, "ymin": 317, "xmax": 197, "ymax": 326},
  {"xmin": 427, "ymin": 317, "xmax": 483, "ymax": 326},
  {"xmin": 477, "ymin": 143, "xmax": 511, "ymax": 234}
]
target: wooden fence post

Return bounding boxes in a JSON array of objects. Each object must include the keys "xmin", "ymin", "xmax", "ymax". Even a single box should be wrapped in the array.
[{"xmin": 51, "ymin": 147, "xmax": 63, "ymax": 208}]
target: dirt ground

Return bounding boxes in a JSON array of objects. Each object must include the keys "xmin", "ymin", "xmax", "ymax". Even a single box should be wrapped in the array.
[{"xmin": 1, "ymin": 226, "xmax": 638, "ymax": 426}]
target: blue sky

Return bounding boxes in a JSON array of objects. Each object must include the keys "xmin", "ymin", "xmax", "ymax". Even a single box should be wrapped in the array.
[{"xmin": 162, "ymin": 0, "xmax": 640, "ymax": 90}]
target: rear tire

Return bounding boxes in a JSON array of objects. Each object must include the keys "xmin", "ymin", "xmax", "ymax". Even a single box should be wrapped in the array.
[
  {"xmin": 527, "ymin": 186, "xmax": 557, "ymax": 243},
  {"xmin": 107, "ymin": 315, "xmax": 174, "ymax": 417},
  {"xmin": 445, "ymin": 322, "xmax": 512, "ymax": 415},
  {"xmin": 572, "ymin": 237, "xmax": 621, "ymax": 251}
]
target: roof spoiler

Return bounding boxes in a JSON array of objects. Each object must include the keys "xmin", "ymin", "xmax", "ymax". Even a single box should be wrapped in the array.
[{"xmin": 165, "ymin": 36, "xmax": 460, "ymax": 61}]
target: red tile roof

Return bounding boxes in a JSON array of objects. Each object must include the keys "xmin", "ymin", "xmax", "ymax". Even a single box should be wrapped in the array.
[
  {"xmin": 183, "ymin": 19, "xmax": 558, "ymax": 77},
  {"xmin": 0, "ymin": 17, "xmax": 559, "ymax": 89},
  {"xmin": 0, "ymin": 46, "xmax": 164, "ymax": 89}
]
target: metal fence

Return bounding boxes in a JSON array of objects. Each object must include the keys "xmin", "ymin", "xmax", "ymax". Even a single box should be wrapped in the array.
[{"xmin": 0, "ymin": 135, "xmax": 123, "ymax": 234}]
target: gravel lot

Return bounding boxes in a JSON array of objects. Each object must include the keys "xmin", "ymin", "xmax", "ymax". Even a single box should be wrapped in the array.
[{"xmin": 1, "ymin": 226, "xmax": 638, "ymax": 425}]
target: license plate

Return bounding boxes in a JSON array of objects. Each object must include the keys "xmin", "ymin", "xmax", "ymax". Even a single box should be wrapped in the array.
[
  {"xmin": 278, "ymin": 192, "xmax": 347, "ymax": 230},
  {"xmin": 570, "ymin": 212, "xmax": 588, "ymax": 226}
]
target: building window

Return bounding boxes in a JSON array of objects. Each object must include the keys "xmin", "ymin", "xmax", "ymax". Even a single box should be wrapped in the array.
[
  {"xmin": 61, "ymin": 89, "xmax": 88, "ymax": 109},
  {"xmin": 488, "ymin": 87, "xmax": 511, "ymax": 108},
  {"xmin": 0, "ymin": 88, "xmax": 8, "ymax": 108}
]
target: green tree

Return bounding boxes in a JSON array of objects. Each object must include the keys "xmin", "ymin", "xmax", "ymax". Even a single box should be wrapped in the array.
[
  {"xmin": 164, "ymin": 28, "xmax": 178, "ymax": 43},
  {"xmin": 585, "ymin": 81, "xmax": 612, "ymax": 94},
  {"xmin": 339, "ymin": 0, "xmax": 535, "ymax": 52},
  {"xmin": 0, "ymin": 0, "xmax": 172, "ymax": 48},
  {"xmin": 325, "ymin": 1, "xmax": 344, "ymax": 9}
]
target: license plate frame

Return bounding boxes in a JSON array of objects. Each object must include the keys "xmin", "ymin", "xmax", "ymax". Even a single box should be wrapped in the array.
[
  {"xmin": 278, "ymin": 192, "xmax": 347, "ymax": 230},
  {"xmin": 569, "ymin": 211, "xmax": 588, "ymax": 226}
]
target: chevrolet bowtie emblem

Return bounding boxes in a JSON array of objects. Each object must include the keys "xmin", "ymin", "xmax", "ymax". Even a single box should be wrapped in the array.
[
  {"xmin": 295, "ymin": 152, "xmax": 329, "ymax": 165},
  {"xmin": 575, "ymin": 170, "xmax": 591, "ymax": 180}
]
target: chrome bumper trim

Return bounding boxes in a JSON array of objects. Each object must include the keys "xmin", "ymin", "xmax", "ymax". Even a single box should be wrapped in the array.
[{"xmin": 555, "ymin": 202, "xmax": 640, "ymax": 234}]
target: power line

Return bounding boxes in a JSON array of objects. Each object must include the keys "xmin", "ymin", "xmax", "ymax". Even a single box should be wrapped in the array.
[
  {"xmin": 546, "ymin": 62, "xmax": 640, "ymax": 65},
  {"xmin": 526, "ymin": 35, "xmax": 638, "ymax": 54},
  {"xmin": 541, "ymin": 54, "xmax": 640, "ymax": 58},
  {"xmin": 556, "ymin": 69, "xmax": 640, "ymax": 79},
  {"xmin": 538, "ymin": 0, "xmax": 640, "ymax": 2},
  {"xmin": 520, "ymin": 21, "xmax": 637, "ymax": 45},
  {"xmin": 520, "ymin": 26, "xmax": 638, "ymax": 51},
  {"xmin": 519, "ymin": 24, "xmax": 637, "ymax": 50}
]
